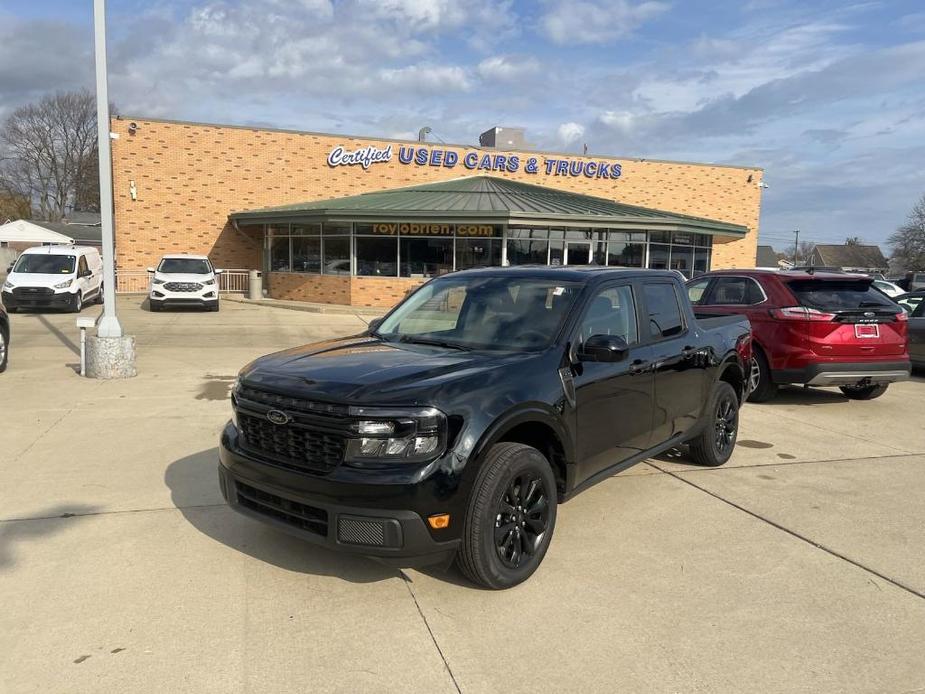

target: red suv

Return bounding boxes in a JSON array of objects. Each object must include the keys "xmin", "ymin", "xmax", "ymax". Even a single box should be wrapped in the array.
[{"xmin": 687, "ymin": 270, "xmax": 910, "ymax": 401}]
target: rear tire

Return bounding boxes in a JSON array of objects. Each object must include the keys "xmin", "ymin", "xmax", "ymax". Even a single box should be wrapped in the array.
[
  {"xmin": 746, "ymin": 347, "xmax": 777, "ymax": 403},
  {"xmin": 839, "ymin": 383, "xmax": 889, "ymax": 400},
  {"xmin": 457, "ymin": 442, "xmax": 557, "ymax": 590},
  {"xmin": 96, "ymin": 284, "xmax": 104, "ymax": 305},
  {"xmin": 688, "ymin": 381, "xmax": 740, "ymax": 467}
]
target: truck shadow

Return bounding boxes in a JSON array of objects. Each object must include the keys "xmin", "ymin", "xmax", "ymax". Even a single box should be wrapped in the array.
[{"xmin": 164, "ymin": 449, "xmax": 398, "ymax": 584}]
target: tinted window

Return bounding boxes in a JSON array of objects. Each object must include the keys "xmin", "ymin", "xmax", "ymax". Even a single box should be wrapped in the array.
[
  {"xmin": 786, "ymin": 279, "xmax": 894, "ymax": 310},
  {"xmin": 709, "ymin": 277, "xmax": 764, "ymax": 305},
  {"xmin": 578, "ymin": 285, "xmax": 638, "ymax": 346},
  {"xmin": 644, "ymin": 283, "xmax": 684, "ymax": 339},
  {"xmin": 687, "ymin": 278, "xmax": 711, "ymax": 304}
]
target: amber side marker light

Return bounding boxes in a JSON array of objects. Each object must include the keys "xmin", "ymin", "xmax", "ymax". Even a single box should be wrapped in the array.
[{"xmin": 428, "ymin": 514, "xmax": 450, "ymax": 529}]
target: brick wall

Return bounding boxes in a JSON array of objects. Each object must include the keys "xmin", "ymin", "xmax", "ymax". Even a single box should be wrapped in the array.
[
  {"xmin": 268, "ymin": 272, "xmax": 422, "ymax": 308},
  {"xmin": 111, "ymin": 117, "xmax": 763, "ymax": 295}
]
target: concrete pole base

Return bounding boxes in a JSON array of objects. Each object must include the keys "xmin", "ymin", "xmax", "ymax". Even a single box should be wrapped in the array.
[{"xmin": 86, "ymin": 335, "xmax": 137, "ymax": 379}]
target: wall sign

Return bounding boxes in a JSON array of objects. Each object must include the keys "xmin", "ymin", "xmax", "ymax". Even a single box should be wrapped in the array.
[
  {"xmin": 326, "ymin": 144, "xmax": 622, "ymax": 180},
  {"xmin": 372, "ymin": 223, "xmax": 496, "ymax": 237}
]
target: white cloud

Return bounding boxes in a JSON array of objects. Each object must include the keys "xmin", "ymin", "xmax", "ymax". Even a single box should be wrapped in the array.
[
  {"xmin": 477, "ymin": 55, "xmax": 540, "ymax": 81},
  {"xmin": 556, "ymin": 122, "xmax": 585, "ymax": 146},
  {"xmin": 379, "ymin": 64, "xmax": 472, "ymax": 92},
  {"xmin": 540, "ymin": 0, "xmax": 669, "ymax": 45}
]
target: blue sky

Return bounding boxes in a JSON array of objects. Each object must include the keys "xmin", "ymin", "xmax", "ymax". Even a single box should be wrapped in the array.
[{"xmin": 1, "ymin": 0, "xmax": 924, "ymax": 251}]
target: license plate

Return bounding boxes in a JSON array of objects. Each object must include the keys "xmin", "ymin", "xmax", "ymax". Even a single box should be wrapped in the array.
[{"xmin": 855, "ymin": 324, "xmax": 880, "ymax": 339}]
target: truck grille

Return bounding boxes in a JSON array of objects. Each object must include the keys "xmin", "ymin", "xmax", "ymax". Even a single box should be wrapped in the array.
[
  {"xmin": 235, "ymin": 481, "xmax": 328, "ymax": 536},
  {"xmin": 163, "ymin": 282, "xmax": 203, "ymax": 292},
  {"xmin": 237, "ymin": 386, "xmax": 349, "ymax": 417},
  {"xmin": 238, "ymin": 411, "xmax": 345, "ymax": 473}
]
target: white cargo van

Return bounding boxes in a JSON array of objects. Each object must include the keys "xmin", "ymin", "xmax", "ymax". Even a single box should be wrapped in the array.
[{"xmin": 1, "ymin": 245, "xmax": 103, "ymax": 313}]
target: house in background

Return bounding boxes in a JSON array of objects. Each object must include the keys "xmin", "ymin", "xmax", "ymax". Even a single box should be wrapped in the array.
[
  {"xmin": 808, "ymin": 243, "xmax": 888, "ymax": 274},
  {"xmin": 756, "ymin": 244, "xmax": 788, "ymax": 269},
  {"xmin": 29, "ymin": 212, "xmax": 103, "ymax": 248}
]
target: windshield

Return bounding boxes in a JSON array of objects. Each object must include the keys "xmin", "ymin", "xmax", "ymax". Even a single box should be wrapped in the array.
[
  {"xmin": 13, "ymin": 254, "xmax": 76, "ymax": 274},
  {"xmin": 158, "ymin": 258, "xmax": 212, "ymax": 274},
  {"xmin": 786, "ymin": 279, "xmax": 895, "ymax": 310},
  {"xmin": 377, "ymin": 275, "xmax": 582, "ymax": 351}
]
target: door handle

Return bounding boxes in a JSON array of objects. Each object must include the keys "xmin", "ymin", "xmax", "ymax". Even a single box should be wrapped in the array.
[
  {"xmin": 629, "ymin": 359, "xmax": 650, "ymax": 375},
  {"xmin": 681, "ymin": 345, "xmax": 696, "ymax": 357}
]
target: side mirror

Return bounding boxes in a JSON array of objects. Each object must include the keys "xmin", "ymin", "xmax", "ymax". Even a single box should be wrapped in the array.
[
  {"xmin": 579, "ymin": 334, "xmax": 629, "ymax": 363},
  {"xmin": 6, "ymin": 263, "xmax": 13, "ymax": 273},
  {"xmin": 146, "ymin": 267, "xmax": 155, "ymax": 273},
  {"xmin": 214, "ymin": 269, "xmax": 224, "ymax": 274},
  {"xmin": 367, "ymin": 317, "xmax": 383, "ymax": 335}
]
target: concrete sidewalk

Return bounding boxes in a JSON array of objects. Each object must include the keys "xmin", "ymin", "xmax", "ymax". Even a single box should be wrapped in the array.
[{"xmin": 2, "ymin": 298, "xmax": 924, "ymax": 693}]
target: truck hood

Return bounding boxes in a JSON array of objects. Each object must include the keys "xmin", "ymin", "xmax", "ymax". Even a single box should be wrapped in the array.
[{"xmin": 241, "ymin": 335, "xmax": 528, "ymax": 404}]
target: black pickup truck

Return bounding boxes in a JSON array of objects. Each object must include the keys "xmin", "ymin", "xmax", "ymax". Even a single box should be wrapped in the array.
[{"xmin": 219, "ymin": 267, "xmax": 752, "ymax": 588}]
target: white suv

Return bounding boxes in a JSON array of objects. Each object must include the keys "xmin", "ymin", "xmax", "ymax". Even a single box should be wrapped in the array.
[{"xmin": 148, "ymin": 254, "xmax": 222, "ymax": 312}]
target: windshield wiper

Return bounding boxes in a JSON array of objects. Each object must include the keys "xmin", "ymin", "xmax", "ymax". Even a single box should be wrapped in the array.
[{"xmin": 398, "ymin": 335, "xmax": 472, "ymax": 351}]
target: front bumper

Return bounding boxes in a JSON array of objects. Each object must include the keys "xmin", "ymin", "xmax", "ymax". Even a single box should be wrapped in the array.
[
  {"xmin": 150, "ymin": 294, "xmax": 218, "ymax": 309},
  {"xmin": 2, "ymin": 289, "xmax": 74, "ymax": 310},
  {"xmin": 218, "ymin": 423, "xmax": 461, "ymax": 567},
  {"xmin": 773, "ymin": 360, "xmax": 912, "ymax": 386}
]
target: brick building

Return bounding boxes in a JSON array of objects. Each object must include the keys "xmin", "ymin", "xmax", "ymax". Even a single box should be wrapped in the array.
[{"xmin": 110, "ymin": 116, "xmax": 764, "ymax": 308}]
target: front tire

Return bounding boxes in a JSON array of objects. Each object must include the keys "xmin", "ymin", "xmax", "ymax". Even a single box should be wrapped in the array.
[
  {"xmin": 839, "ymin": 383, "xmax": 889, "ymax": 400},
  {"xmin": 457, "ymin": 442, "xmax": 557, "ymax": 589},
  {"xmin": 689, "ymin": 381, "xmax": 740, "ymax": 467},
  {"xmin": 70, "ymin": 292, "xmax": 83, "ymax": 313}
]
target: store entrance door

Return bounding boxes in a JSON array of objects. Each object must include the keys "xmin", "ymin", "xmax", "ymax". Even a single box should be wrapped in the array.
[{"xmin": 565, "ymin": 242, "xmax": 592, "ymax": 265}]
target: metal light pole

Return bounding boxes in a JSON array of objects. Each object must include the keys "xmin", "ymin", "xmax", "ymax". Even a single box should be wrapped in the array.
[
  {"xmin": 792, "ymin": 229, "xmax": 800, "ymax": 266},
  {"xmin": 93, "ymin": 0, "xmax": 122, "ymax": 339}
]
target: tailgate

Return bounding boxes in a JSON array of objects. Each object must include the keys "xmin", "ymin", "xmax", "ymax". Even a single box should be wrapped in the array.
[{"xmin": 783, "ymin": 277, "xmax": 907, "ymax": 358}]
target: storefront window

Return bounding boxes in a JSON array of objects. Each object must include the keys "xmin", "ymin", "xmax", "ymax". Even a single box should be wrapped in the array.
[
  {"xmin": 292, "ymin": 236, "xmax": 321, "ymax": 273},
  {"xmin": 670, "ymin": 245, "xmax": 694, "ymax": 278},
  {"xmin": 323, "ymin": 222, "xmax": 352, "ymax": 236},
  {"xmin": 456, "ymin": 238, "xmax": 501, "ymax": 269},
  {"xmin": 270, "ymin": 236, "xmax": 291, "ymax": 272},
  {"xmin": 356, "ymin": 235, "xmax": 398, "ymax": 276},
  {"xmin": 693, "ymin": 247, "xmax": 711, "ymax": 276},
  {"xmin": 323, "ymin": 236, "xmax": 351, "ymax": 274},
  {"xmin": 607, "ymin": 242, "xmax": 645, "ymax": 267},
  {"xmin": 507, "ymin": 228, "xmax": 549, "ymax": 265},
  {"xmin": 400, "ymin": 237, "xmax": 453, "ymax": 277},
  {"xmin": 649, "ymin": 243, "xmax": 670, "ymax": 270}
]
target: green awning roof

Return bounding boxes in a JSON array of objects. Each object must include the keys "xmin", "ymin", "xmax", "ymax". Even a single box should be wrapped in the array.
[{"xmin": 230, "ymin": 175, "xmax": 748, "ymax": 237}]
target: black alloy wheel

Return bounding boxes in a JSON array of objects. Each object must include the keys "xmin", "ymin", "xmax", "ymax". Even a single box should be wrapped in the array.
[
  {"xmin": 688, "ymin": 381, "xmax": 740, "ymax": 467},
  {"xmin": 714, "ymin": 394, "xmax": 737, "ymax": 455},
  {"xmin": 458, "ymin": 442, "xmax": 558, "ymax": 589},
  {"xmin": 494, "ymin": 471, "xmax": 550, "ymax": 570}
]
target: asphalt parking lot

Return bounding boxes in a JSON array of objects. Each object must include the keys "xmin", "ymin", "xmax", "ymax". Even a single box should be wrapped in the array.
[{"xmin": 2, "ymin": 297, "xmax": 925, "ymax": 694}]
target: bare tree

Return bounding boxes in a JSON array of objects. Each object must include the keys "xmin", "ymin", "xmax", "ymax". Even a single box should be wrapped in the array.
[
  {"xmin": 888, "ymin": 193, "xmax": 925, "ymax": 271},
  {"xmin": 785, "ymin": 241, "xmax": 816, "ymax": 264},
  {"xmin": 0, "ymin": 189, "xmax": 31, "ymax": 222},
  {"xmin": 0, "ymin": 90, "xmax": 100, "ymax": 221}
]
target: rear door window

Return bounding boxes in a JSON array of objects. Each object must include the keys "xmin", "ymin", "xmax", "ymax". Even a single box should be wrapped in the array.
[
  {"xmin": 785, "ymin": 279, "xmax": 894, "ymax": 310},
  {"xmin": 643, "ymin": 282, "xmax": 685, "ymax": 339},
  {"xmin": 706, "ymin": 277, "xmax": 765, "ymax": 305},
  {"xmin": 686, "ymin": 278, "xmax": 711, "ymax": 305}
]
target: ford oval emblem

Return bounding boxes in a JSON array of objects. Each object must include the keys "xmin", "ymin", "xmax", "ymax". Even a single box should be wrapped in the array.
[
  {"xmin": 266, "ymin": 409, "xmax": 291, "ymax": 426},
  {"xmin": 863, "ymin": 311, "xmax": 875, "ymax": 318}
]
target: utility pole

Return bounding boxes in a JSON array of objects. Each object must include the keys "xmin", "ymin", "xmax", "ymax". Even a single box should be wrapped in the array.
[
  {"xmin": 94, "ymin": 0, "xmax": 121, "ymax": 338},
  {"xmin": 793, "ymin": 229, "xmax": 800, "ymax": 265},
  {"xmin": 87, "ymin": 0, "xmax": 136, "ymax": 377}
]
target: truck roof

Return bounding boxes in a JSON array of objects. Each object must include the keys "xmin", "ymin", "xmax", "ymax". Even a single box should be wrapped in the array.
[
  {"xmin": 21, "ymin": 244, "xmax": 99, "ymax": 256},
  {"xmin": 447, "ymin": 266, "xmax": 680, "ymax": 282}
]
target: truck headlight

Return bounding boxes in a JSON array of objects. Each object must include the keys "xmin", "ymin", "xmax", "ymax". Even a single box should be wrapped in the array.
[
  {"xmin": 54, "ymin": 279, "xmax": 74, "ymax": 289},
  {"xmin": 203, "ymin": 278, "xmax": 216, "ymax": 286},
  {"xmin": 345, "ymin": 407, "xmax": 446, "ymax": 463},
  {"xmin": 2, "ymin": 280, "xmax": 12, "ymax": 290},
  {"xmin": 152, "ymin": 278, "xmax": 165, "ymax": 285}
]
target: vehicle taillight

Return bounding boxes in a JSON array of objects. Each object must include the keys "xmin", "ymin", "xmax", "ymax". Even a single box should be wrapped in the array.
[
  {"xmin": 769, "ymin": 306, "xmax": 836, "ymax": 322},
  {"xmin": 895, "ymin": 310, "xmax": 908, "ymax": 322}
]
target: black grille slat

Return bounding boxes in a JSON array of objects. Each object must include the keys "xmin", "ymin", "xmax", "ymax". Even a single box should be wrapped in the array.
[
  {"xmin": 13, "ymin": 287, "xmax": 54, "ymax": 297},
  {"xmin": 239, "ymin": 412, "xmax": 345, "ymax": 474},
  {"xmin": 235, "ymin": 481, "xmax": 328, "ymax": 536},
  {"xmin": 237, "ymin": 386, "xmax": 350, "ymax": 418}
]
